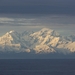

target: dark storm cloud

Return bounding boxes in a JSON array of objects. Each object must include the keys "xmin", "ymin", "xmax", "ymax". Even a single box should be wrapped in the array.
[{"xmin": 0, "ymin": 0, "xmax": 75, "ymax": 15}]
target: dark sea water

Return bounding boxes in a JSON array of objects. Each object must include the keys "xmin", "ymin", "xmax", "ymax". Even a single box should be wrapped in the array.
[{"xmin": 0, "ymin": 59, "xmax": 75, "ymax": 75}]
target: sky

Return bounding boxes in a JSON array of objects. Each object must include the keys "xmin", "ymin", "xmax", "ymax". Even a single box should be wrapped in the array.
[{"xmin": 0, "ymin": 0, "xmax": 75, "ymax": 36}]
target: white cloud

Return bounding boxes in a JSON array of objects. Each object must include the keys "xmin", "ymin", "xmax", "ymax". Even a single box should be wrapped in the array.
[
  {"xmin": 0, "ymin": 17, "xmax": 36, "ymax": 26},
  {"xmin": 0, "ymin": 17, "xmax": 14, "ymax": 22}
]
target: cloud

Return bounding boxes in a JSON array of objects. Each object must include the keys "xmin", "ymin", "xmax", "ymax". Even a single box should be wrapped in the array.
[
  {"xmin": 0, "ymin": 0, "xmax": 75, "ymax": 15},
  {"xmin": 0, "ymin": 17, "xmax": 14, "ymax": 21},
  {"xmin": 0, "ymin": 15, "xmax": 75, "ymax": 36},
  {"xmin": 0, "ymin": 15, "xmax": 75, "ymax": 27},
  {"xmin": 0, "ymin": 17, "xmax": 38, "ymax": 26}
]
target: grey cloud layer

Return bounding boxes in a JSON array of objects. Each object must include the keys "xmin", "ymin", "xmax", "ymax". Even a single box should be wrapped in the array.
[
  {"xmin": 0, "ymin": 0, "xmax": 75, "ymax": 15},
  {"xmin": 0, "ymin": 17, "xmax": 40, "ymax": 26},
  {"xmin": 0, "ymin": 15, "xmax": 75, "ymax": 27}
]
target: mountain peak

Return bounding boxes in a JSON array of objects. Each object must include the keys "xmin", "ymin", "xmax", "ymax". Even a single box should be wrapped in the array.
[
  {"xmin": 40, "ymin": 28, "xmax": 53, "ymax": 32},
  {"xmin": 39, "ymin": 28, "xmax": 60, "ymax": 37},
  {"xmin": 9, "ymin": 30, "xmax": 15, "ymax": 33}
]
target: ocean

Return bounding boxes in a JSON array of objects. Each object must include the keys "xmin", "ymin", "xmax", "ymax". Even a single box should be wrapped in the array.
[{"xmin": 0, "ymin": 59, "xmax": 75, "ymax": 75}]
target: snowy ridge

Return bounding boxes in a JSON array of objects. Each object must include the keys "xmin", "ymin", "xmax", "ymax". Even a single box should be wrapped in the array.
[{"xmin": 0, "ymin": 28, "xmax": 75, "ymax": 54}]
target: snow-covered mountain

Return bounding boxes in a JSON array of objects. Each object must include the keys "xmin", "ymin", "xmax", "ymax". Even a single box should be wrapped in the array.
[{"xmin": 0, "ymin": 28, "xmax": 75, "ymax": 54}]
